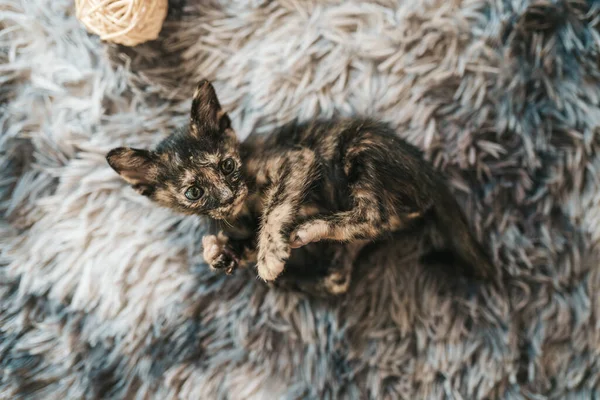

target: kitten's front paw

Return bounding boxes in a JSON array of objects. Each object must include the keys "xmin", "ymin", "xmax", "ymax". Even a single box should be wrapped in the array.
[
  {"xmin": 257, "ymin": 242, "xmax": 289, "ymax": 281},
  {"xmin": 202, "ymin": 234, "xmax": 238, "ymax": 274},
  {"xmin": 213, "ymin": 252, "xmax": 238, "ymax": 275},
  {"xmin": 202, "ymin": 235, "xmax": 222, "ymax": 264}
]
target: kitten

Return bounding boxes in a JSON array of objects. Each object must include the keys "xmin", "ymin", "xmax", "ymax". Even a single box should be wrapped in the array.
[{"xmin": 106, "ymin": 80, "xmax": 497, "ymax": 294}]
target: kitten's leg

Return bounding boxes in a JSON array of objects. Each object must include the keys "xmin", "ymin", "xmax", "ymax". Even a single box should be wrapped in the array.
[
  {"xmin": 290, "ymin": 182, "xmax": 421, "ymax": 247},
  {"xmin": 321, "ymin": 241, "xmax": 367, "ymax": 295},
  {"xmin": 202, "ymin": 233, "xmax": 257, "ymax": 274},
  {"xmin": 256, "ymin": 149, "xmax": 319, "ymax": 281}
]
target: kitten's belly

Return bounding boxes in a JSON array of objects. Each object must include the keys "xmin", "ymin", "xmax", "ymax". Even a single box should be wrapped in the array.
[{"xmin": 297, "ymin": 202, "xmax": 325, "ymax": 220}]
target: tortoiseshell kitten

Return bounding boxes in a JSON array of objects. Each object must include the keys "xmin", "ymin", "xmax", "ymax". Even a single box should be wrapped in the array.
[{"xmin": 107, "ymin": 80, "xmax": 497, "ymax": 295}]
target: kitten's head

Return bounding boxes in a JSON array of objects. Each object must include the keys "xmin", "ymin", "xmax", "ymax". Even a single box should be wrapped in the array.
[{"xmin": 106, "ymin": 80, "xmax": 248, "ymax": 220}]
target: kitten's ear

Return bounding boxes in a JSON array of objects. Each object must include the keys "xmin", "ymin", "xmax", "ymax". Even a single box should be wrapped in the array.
[
  {"xmin": 106, "ymin": 147, "xmax": 158, "ymax": 196},
  {"xmin": 190, "ymin": 80, "xmax": 231, "ymax": 135}
]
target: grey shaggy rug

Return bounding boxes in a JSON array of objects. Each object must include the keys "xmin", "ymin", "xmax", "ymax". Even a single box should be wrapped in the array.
[{"xmin": 1, "ymin": 0, "xmax": 600, "ymax": 398}]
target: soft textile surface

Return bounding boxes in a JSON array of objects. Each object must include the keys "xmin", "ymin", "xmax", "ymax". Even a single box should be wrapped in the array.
[{"xmin": 1, "ymin": 0, "xmax": 599, "ymax": 398}]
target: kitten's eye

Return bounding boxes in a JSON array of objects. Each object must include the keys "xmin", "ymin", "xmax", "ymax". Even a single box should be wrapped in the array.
[
  {"xmin": 185, "ymin": 186, "xmax": 204, "ymax": 201},
  {"xmin": 220, "ymin": 158, "xmax": 235, "ymax": 175}
]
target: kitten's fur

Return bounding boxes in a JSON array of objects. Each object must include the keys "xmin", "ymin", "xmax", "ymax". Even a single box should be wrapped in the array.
[{"xmin": 107, "ymin": 80, "xmax": 497, "ymax": 294}]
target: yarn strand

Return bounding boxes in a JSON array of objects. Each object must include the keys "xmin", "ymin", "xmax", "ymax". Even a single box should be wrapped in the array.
[{"xmin": 75, "ymin": 0, "xmax": 168, "ymax": 46}]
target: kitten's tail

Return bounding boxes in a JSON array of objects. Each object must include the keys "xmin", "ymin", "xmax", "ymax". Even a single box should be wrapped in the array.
[{"xmin": 430, "ymin": 194, "xmax": 499, "ymax": 285}]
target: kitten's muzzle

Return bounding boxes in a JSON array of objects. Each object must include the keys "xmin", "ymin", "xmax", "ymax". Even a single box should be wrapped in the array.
[{"xmin": 219, "ymin": 187, "xmax": 234, "ymax": 204}]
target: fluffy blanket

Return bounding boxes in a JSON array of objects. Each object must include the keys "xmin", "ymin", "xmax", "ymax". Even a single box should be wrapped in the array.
[{"xmin": 1, "ymin": 0, "xmax": 599, "ymax": 398}]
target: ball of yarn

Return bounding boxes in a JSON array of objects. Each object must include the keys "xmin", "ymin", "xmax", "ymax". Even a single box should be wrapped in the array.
[{"xmin": 75, "ymin": 0, "xmax": 168, "ymax": 47}]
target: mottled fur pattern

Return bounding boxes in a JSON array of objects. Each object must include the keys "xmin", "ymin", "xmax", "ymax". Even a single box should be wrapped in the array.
[{"xmin": 107, "ymin": 80, "xmax": 497, "ymax": 292}]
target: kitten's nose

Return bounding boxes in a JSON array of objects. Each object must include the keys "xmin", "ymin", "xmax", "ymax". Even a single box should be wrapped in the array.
[{"xmin": 220, "ymin": 187, "xmax": 234, "ymax": 204}]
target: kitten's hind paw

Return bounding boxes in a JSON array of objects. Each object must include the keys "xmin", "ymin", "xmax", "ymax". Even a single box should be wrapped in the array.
[
  {"xmin": 290, "ymin": 220, "xmax": 330, "ymax": 248},
  {"xmin": 289, "ymin": 229, "xmax": 309, "ymax": 248}
]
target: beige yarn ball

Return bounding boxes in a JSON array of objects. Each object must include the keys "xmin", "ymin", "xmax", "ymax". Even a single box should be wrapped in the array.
[{"xmin": 75, "ymin": 0, "xmax": 168, "ymax": 47}]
